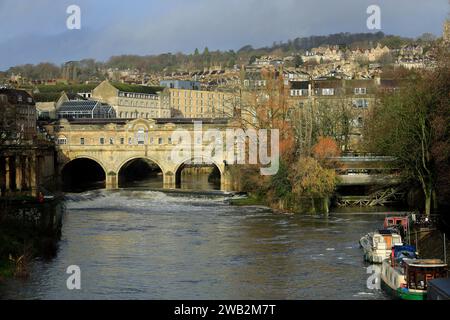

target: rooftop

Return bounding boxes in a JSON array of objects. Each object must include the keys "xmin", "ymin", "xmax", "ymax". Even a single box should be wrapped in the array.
[
  {"xmin": 58, "ymin": 100, "xmax": 99, "ymax": 112},
  {"xmin": 0, "ymin": 88, "xmax": 35, "ymax": 105},
  {"xmin": 111, "ymin": 82, "xmax": 163, "ymax": 95}
]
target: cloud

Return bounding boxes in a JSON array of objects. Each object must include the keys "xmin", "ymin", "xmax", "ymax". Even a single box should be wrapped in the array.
[{"xmin": 0, "ymin": 0, "xmax": 448, "ymax": 70}]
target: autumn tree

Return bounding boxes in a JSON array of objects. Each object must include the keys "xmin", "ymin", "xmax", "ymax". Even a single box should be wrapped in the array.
[
  {"xmin": 364, "ymin": 48, "xmax": 450, "ymax": 215},
  {"xmin": 289, "ymin": 157, "xmax": 337, "ymax": 213},
  {"xmin": 312, "ymin": 136, "xmax": 341, "ymax": 169}
]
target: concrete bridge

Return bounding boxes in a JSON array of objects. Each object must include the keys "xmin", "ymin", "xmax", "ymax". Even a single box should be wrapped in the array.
[
  {"xmin": 44, "ymin": 118, "xmax": 240, "ymax": 191},
  {"xmin": 332, "ymin": 154, "xmax": 400, "ymax": 186}
]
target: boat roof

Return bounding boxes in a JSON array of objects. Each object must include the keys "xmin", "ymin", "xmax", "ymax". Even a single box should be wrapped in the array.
[
  {"xmin": 404, "ymin": 259, "xmax": 447, "ymax": 268},
  {"xmin": 378, "ymin": 229, "xmax": 398, "ymax": 235},
  {"xmin": 428, "ymin": 278, "xmax": 450, "ymax": 295},
  {"xmin": 385, "ymin": 216, "xmax": 408, "ymax": 220}
]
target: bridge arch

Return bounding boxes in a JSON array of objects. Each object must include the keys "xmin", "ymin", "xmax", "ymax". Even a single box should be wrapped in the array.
[
  {"xmin": 61, "ymin": 156, "xmax": 107, "ymax": 192},
  {"xmin": 173, "ymin": 156, "xmax": 223, "ymax": 190},
  {"xmin": 117, "ymin": 156, "xmax": 165, "ymax": 188}
]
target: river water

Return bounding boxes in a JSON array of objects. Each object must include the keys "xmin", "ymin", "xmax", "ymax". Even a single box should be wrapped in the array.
[{"xmin": 0, "ymin": 187, "xmax": 390, "ymax": 300}]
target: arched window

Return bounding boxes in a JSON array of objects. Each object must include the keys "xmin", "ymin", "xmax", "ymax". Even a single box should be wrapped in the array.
[{"xmin": 137, "ymin": 128, "xmax": 145, "ymax": 145}]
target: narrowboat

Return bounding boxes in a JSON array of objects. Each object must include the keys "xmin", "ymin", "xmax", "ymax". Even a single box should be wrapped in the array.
[{"xmin": 381, "ymin": 248, "xmax": 448, "ymax": 300}]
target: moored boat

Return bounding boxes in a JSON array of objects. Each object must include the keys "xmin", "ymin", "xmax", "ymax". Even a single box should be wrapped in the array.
[
  {"xmin": 360, "ymin": 229, "xmax": 402, "ymax": 263},
  {"xmin": 381, "ymin": 247, "xmax": 448, "ymax": 300}
]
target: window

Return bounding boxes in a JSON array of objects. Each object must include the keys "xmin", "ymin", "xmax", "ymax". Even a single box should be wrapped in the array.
[
  {"xmin": 322, "ymin": 88, "xmax": 334, "ymax": 95},
  {"xmin": 80, "ymin": 138, "xmax": 85, "ymax": 145},
  {"xmin": 158, "ymin": 137, "xmax": 163, "ymax": 145},
  {"xmin": 137, "ymin": 128, "xmax": 145, "ymax": 145},
  {"xmin": 120, "ymin": 138, "xmax": 124, "ymax": 145},
  {"xmin": 100, "ymin": 138, "xmax": 105, "ymax": 145},
  {"xmin": 354, "ymin": 88, "xmax": 367, "ymax": 95},
  {"xmin": 353, "ymin": 99, "xmax": 369, "ymax": 108},
  {"xmin": 109, "ymin": 138, "xmax": 114, "ymax": 145},
  {"xmin": 168, "ymin": 137, "xmax": 172, "ymax": 144},
  {"xmin": 57, "ymin": 136, "xmax": 67, "ymax": 145},
  {"xmin": 128, "ymin": 137, "xmax": 132, "ymax": 145}
]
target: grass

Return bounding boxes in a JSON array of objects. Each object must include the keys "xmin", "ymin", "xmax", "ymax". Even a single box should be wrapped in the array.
[{"xmin": 229, "ymin": 195, "xmax": 264, "ymax": 206}]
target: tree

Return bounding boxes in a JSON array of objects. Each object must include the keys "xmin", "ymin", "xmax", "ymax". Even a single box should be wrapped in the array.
[
  {"xmin": 364, "ymin": 50, "xmax": 450, "ymax": 215},
  {"xmin": 289, "ymin": 157, "xmax": 337, "ymax": 212},
  {"xmin": 270, "ymin": 160, "xmax": 292, "ymax": 200},
  {"xmin": 294, "ymin": 55, "xmax": 304, "ymax": 68},
  {"xmin": 312, "ymin": 137, "xmax": 341, "ymax": 165}
]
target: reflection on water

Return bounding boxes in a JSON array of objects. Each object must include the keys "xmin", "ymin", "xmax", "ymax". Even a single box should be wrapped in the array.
[
  {"xmin": 121, "ymin": 173, "xmax": 220, "ymax": 191},
  {"xmin": 0, "ymin": 189, "xmax": 389, "ymax": 300}
]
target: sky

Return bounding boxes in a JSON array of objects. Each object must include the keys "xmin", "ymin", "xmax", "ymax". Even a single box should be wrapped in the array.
[{"xmin": 0, "ymin": 0, "xmax": 448, "ymax": 70}]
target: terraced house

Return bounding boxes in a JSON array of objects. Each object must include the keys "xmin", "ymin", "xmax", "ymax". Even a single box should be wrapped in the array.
[
  {"xmin": 168, "ymin": 88, "xmax": 237, "ymax": 118},
  {"xmin": 92, "ymin": 80, "xmax": 171, "ymax": 119},
  {"xmin": 287, "ymin": 78, "xmax": 384, "ymax": 150}
]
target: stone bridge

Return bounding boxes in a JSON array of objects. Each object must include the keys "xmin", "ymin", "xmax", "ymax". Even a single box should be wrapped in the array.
[{"xmin": 44, "ymin": 118, "xmax": 242, "ymax": 191}]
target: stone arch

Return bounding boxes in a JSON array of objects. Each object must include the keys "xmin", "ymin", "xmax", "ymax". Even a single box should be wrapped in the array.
[
  {"xmin": 117, "ymin": 155, "xmax": 165, "ymax": 174},
  {"xmin": 61, "ymin": 156, "xmax": 108, "ymax": 191},
  {"xmin": 60, "ymin": 155, "xmax": 108, "ymax": 175},
  {"xmin": 173, "ymin": 156, "xmax": 224, "ymax": 190},
  {"xmin": 117, "ymin": 156, "xmax": 165, "ymax": 188}
]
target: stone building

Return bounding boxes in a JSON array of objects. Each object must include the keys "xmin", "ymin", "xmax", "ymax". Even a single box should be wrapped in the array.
[
  {"xmin": 91, "ymin": 80, "xmax": 171, "ymax": 119},
  {"xmin": 62, "ymin": 61, "xmax": 78, "ymax": 82},
  {"xmin": 1, "ymin": 89, "xmax": 56, "ymax": 197},
  {"xmin": 0, "ymin": 88, "xmax": 36, "ymax": 142},
  {"xmin": 287, "ymin": 78, "xmax": 382, "ymax": 150},
  {"xmin": 168, "ymin": 88, "xmax": 237, "ymax": 118}
]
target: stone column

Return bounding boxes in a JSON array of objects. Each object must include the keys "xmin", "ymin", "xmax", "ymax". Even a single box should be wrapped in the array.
[
  {"xmin": 30, "ymin": 154, "xmax": 38, "ymax": 197},
  {"xmin": 15, "ymin": 156, "xmax": 22, "ymax": 191},
  {"xmin": 23, "ymin": 157, "xmax": 29, "ymax": 190},
  {"xmin": 5, "ymin": 156, "xmax": 11, "ymax": 192}
]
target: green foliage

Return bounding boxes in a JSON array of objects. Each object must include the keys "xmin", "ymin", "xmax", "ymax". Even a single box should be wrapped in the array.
[
  {"xmin": 37, "ymin": 83, "xmax": 98, "ymax": 93},
  {"xmin": 270, "ymin": 160, "xmax": 292, "ymax": 200},
  {"xmin": 289, "ymin": 157, "xmax": 337, "ymax": 198},
  {"xmin": 364, "ymin": 53, "xmax": 450, "ymax": 214},
  {"xmin": 33, "ymin": 92, "xmax": 61, "ymax": 102},
  {"xmin": 110, "ymin": 82, "xmax": 163, "ymax": 94}
]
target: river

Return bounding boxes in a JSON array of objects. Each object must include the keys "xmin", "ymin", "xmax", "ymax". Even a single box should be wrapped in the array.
[{"xmin": 0, "ymin": 186, "xmax": 390, "ymax": 300}]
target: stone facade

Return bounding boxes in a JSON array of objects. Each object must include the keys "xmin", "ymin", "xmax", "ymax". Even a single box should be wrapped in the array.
[
  {"xmin": 91, "ymin": 80, "xmax": 171, "ymax": 119},
  {"xmin": 45, "ymin": 118, "xmax": 236, "ymax": 191},
  {"xmin": 168, "ymin": 88, "xmax": 237, "ymax": 118},
  {"xmin": 0, "ymin": 88, "xmax": 36, "ymax": 142}
]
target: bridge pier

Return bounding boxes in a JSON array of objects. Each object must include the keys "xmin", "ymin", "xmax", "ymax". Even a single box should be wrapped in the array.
[
  {"xmin": 106, "ymin": 172, "xmax": 118, "ymax": 189},
  {"xmin": 163, "ymin": 171, "xmax": 176, "ymax": 189},
  {"xmin": 220, "ymin": 169, "xmax": 234, "ymax": 192}
]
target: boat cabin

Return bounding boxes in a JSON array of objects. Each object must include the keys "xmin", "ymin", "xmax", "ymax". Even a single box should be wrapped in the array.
[
  {"xmin": 404, "ymin": 259, "xmax": 448, "ymax": 291},
  {"xmin": 384, "ymin": 216, "xmax": 409, "ymax": 233},
  {"xmin": 378, "ymin": 229, "xmax": 402, "ymax": 249}
]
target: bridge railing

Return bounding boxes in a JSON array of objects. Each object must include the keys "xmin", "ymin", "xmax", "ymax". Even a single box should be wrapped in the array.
[{"xmin": 329, "ymin": 153, "xmax": 397, "ymax": 162}]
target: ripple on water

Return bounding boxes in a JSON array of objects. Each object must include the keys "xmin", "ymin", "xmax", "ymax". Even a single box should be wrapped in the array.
[{"xmin": 0, "ymin": 189, "xmax": 391, "ymax": 300}]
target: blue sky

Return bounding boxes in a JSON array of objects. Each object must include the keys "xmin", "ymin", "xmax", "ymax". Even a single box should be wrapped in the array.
[{"xmin": 0, "ymin": 0, "xmax": 448, "ymax": 70}]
